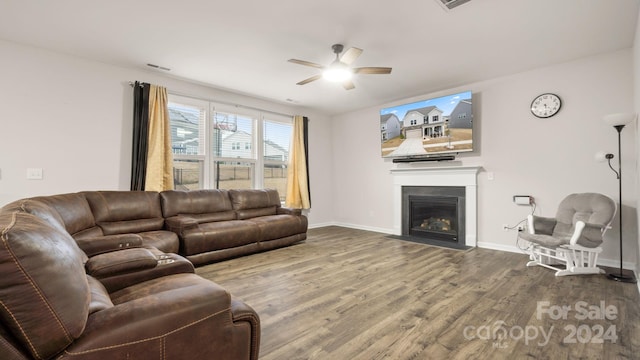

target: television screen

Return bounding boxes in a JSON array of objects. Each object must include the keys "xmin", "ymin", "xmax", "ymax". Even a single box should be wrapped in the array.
[{"xmin": 380, "ymin": 90, "xmax": 473, "ymax": 158}]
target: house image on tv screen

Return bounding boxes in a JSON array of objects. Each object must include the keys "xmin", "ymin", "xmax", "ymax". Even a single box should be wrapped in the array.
[
  {"xmin": 380, "ymin": 90, "xmax": 473, "ymax": 158},
  {"xmin": 380, "ymin": 113, "xmax": 401, "ymax": 141}
]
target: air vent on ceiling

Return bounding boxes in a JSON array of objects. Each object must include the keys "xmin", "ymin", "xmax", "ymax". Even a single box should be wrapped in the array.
[
  {"xmin": 436, "ymin": 0, "xmax": 473, "ymax": 11},
  {"xmin": 147, "ymin": 63, "xmax": 171, "ymax": 71}
]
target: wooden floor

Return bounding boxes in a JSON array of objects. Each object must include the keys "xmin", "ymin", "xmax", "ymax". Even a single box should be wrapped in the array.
[{"xmin": 196, "ymin": 227, "xmax": 640, "ymax": 360}]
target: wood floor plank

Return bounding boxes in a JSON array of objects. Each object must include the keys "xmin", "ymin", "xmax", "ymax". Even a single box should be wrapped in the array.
[{"xmin": 196, "ymin": 226, "xmax": 640, "ymax": 359}]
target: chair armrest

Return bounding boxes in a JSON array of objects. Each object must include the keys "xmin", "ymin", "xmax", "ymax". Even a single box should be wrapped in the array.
[
  {"xmin": 76, "ymin": 234, "xmax": 143, "ymax": 257},
  {"xmin": 569, "ymin": 221, "xmax": 586, "ymax": 246},
  {"xmin": 568, "ymin": 222, "xmax": 606, "ymax": 247},
  {"xmin": 277, "ymin": 207, "xmax": 302, "ymax": 216},
  {"xmin": 164, "ymin": 215, "xmax": 199, "ymax": 234},
  {"xmin": 85, "ymin": 248, "xmax": 159, "ymax": 279},
  {"xmin": 528, "ymin": 215, "xmax": 556, "ymax": 235}
]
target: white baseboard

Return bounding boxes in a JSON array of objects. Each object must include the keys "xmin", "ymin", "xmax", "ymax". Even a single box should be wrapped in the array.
[
  {"xmin": 308, "ymin": 222, "xmax": 337, "ymax": 229},
  {"xmin": 331, "ymin": 222, "xmax": 395, "ymax": 235}
]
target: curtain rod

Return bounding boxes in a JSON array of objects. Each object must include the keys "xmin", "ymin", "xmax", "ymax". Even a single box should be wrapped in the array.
[{"xmin": 128, "ymin": 81, "xmax": 295, "ymax": 119}]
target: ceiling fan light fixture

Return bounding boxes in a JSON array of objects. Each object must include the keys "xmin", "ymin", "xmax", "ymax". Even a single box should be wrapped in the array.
[{"xmin": 322, "ymin": 62, "xmax": 352, "ymax": 82}]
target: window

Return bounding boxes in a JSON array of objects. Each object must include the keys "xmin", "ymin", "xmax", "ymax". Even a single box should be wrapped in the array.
[
  {"xmin": 263, "ymin": 119, "xmax": 292, "ymax": 201},
  {"xmin": 168, "ymin": 94, "xmax": 292, "ymax": 199},
  {"xmin": 168, "ymin": 100, "xmax": 205, "ymax": 189},
  {"xmin": 432, "ymin": 115, "xmax": 439, "ymax": 123}
]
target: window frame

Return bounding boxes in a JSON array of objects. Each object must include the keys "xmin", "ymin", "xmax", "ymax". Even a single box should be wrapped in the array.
[{"xmin": 168, "ymin": 94, "xmax": 292, "ymax": 195}]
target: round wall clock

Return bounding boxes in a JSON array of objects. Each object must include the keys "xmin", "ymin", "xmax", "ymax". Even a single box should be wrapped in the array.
[{"xmin": 530, "ymin": 93, "xmax": 561, "ymax": 118}]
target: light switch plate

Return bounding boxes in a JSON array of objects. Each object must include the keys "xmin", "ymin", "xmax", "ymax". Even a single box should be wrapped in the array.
[{"xmin": 27, "ymin": 168, "xmax": 43, "ymax": 180}]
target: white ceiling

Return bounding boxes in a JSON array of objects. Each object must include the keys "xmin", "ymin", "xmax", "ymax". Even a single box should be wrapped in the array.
[{"xmin": 1, "ymin": 0, "xmax": 638, "ymax": 115}]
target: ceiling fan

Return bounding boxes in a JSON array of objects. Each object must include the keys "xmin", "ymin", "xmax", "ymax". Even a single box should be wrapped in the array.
[{"xmin": 288, "ymin": 44, "xmax": 392, "ymax": 90}]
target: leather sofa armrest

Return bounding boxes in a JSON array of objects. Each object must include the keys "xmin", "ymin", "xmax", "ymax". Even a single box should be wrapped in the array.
[
  {"xmin": 277, "ymin": 207, "xmax": 302, "ymax": 216},
  {"xmin": 165, "ymin": 215, "xmax": 199, "ymax": 234},
  {"xmin": 65, "ymin": 274, "xmax": 242, "ymax": 358},
  {"xmin": 86, "ymin": 248, "xmax": 158, "ymax": 279},
  {"xmin": 76, "ymin": 234, "xmax": 143, "ymax": 257},
  {"xmin": 230, "ymin": 298, "xmax": 261, "ymax": 360}
]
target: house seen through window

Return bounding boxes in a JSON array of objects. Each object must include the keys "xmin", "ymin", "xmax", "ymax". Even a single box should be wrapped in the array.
[{"xmin": 168, "ymin": 94, "xmax": 292, "ymax": 201}]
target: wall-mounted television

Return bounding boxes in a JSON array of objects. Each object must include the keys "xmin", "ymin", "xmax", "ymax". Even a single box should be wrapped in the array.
[{"xmin": 380, "ymin": 90, "xmax": 473, "ymax": 159}]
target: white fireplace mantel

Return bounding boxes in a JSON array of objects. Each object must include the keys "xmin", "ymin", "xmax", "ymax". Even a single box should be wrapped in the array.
[{"xmin": 391, "ymin": 165, "xmax": 482, "ymax": 247}]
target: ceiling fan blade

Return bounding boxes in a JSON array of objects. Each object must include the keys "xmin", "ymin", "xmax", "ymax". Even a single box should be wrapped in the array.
[
  {"xmin": 339, "ymin": 47, "xmax": 363, "ymax": 65},
  {"xmin": 288, "ymin": 59, "xmax": 325, "ymax": 69},
  {"xmin": 296, "ymin": 74, "xmax": 322, "ymax": 86},
  {"xmin": 342, "ymin": 80, "xmax": 355, "ymax": 90},
  {"xmin": 353, "ymin": 67, "xmax": 392, "ymax": 74}
]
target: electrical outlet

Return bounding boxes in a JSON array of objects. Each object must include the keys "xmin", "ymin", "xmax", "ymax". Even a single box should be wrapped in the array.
[{"xmin": 502, "ymin": 224, "xmax": 509, "ymax": 231}]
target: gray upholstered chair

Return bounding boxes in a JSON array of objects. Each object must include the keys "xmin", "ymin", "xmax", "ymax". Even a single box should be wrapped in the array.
[{"xmin": 519, "ymin": 193, "xmax": 616, "ymax": 276}]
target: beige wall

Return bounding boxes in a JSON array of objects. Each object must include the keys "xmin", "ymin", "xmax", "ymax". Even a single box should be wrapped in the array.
[{"xmin": 330, "ymin": 49, "xmax": 637, "ymax": 268}]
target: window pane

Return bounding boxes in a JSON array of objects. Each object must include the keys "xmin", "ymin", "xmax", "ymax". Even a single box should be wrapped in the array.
[
  {"xmin": 168, "ymin": 103, "xmax": 204, "ymax": 155},
  {"xmin": 173, "ymin": 159, "xmax": 203, "ymax": 190},
  {"xmin": 263, "ymin": 120, "xmax": 291, "ymax": 162},
  {"xmin": 264, "ymin": 164, "xmax": 287, "ymax": 201},
  {"xmin": 213, "ymin": 161, "xmax": 254, "ymax": 190},
  {"xmin": 213, "ymin": 112, "xmax": 254, "ymax": 159},
  {"xmin": 263, "ymin": 119, "xmax": 291, "ymax": 202}
]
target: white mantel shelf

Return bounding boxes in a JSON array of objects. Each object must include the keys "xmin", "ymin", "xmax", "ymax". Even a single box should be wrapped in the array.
[{"xmin": 391, "ymin": 165, "xmax": 482, "ymax": 247}]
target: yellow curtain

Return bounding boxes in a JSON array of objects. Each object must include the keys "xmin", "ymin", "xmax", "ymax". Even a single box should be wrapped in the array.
[
  {"xmin": 285, "ymin": 115, "xmax": 310, "ymax": 209},
  {"xmin": 144, "ymin": 85, "xmax": 174, "ymax": 191}
]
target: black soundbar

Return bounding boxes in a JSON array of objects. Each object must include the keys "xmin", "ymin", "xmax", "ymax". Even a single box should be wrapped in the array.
[{"xmin": 392, "ymin": 155, "xmax": 456, "ymax": 163}]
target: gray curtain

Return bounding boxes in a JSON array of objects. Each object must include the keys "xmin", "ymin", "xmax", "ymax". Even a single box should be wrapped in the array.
[{"xmin": 131, "ymin": 81, "xmax": 150, "ymax": 190}]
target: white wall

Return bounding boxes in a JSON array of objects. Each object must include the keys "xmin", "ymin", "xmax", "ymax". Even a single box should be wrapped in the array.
[
  {"xmin": 331, "ymin": 49, "xmax": 637, "ymax": 268},
  {"xmin": 0, "ymin": 39, "xmax": 335, "ymax": 227}
]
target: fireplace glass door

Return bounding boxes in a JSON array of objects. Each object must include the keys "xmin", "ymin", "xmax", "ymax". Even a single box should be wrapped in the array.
[{"xmin": 408, "ymin": 195, "xmax": 459, "ymax": 242}]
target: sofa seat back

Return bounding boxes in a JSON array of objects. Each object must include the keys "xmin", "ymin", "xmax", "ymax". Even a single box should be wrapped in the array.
[
  {"xmin": 0, "ymin": 210, "xmax": 90, "ymax": 360},
  {"xmin": 229, "ymin": 189, "xmax": 281, "ymax": 220},
  {"xmin": 84, "ymin": 191, "xmax": 165, "ymax": 234},
  {"xmin": 160, "ymin": 189, "xmax": 236, "ymax": 222},
  {"xmin": 84, "ymin": 191, "xmax": 179, "ymax": 253},
  {"xmin": 3, "ymin": 193, "xmax": 103, "ymax": 242}
]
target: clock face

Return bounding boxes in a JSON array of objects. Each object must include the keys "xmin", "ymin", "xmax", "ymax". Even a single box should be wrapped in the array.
[{"xmin": 530, "ymin": 93, "xmax": 561, "ymax": 118}]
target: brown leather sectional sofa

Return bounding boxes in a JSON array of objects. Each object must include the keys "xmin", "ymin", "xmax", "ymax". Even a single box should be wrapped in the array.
[{"xmin": 0, "ymin": 188, "xmax": 307, "ymax": 359}]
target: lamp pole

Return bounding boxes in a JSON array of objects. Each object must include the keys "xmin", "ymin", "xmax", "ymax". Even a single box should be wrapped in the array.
[{"xmin": 607, "ymin": 124, "xmax": 636, "ymax": 283}]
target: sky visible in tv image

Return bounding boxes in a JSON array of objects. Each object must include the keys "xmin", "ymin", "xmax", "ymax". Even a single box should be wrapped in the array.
[{"xmin": 380, "ymin": 90, "xmax": 472, "ymax": 120}]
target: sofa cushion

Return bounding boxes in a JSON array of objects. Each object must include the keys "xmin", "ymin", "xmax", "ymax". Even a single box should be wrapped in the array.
[
  {"xmin": 247, "ymin": 214, "xmax": 309, "ymax": 241},
  {"xmin": 0, "ymin": 211, "xmax": 89, "ymax": 360},
  {"xmin": 160, "ymin": 189, "xmax": 235, "ymax": 220},
  {"xmin": 229, "ymin": 189, "xmax": 281, "ymax": 220},
  {"xmin": 181, "ymin": 221, "xmax": 260, "ymax": 255},
  {"xmin": 138, "ymin": 229, "xmax": 180, "ymax": 253}
]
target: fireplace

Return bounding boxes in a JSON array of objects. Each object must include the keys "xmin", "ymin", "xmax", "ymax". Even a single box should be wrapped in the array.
[
  {"xmin": 391, "ymin": 166, "xmax": 480, "ymax": 248},
  {"xmin": 402, "ymin": 186, "xmax": 466, "ymax": 248}
]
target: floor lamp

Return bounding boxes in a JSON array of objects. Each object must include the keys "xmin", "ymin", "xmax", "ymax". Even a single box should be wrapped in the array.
[{"xmin": 601, "ymin": 113, "xmax": 637, "ymax": 283}]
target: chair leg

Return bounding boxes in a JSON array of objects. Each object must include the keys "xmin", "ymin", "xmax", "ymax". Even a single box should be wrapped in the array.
[
  {"xmin": 527, "ymin": 245, "xmax": 566, "ymax": 273},
  {"xmin": 527, "ymin": 244, "xmax": 605, "ymax": 276},
  {"xmin": 554, "ymin": 246, "xmax": 604, "ymax": 276}
]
